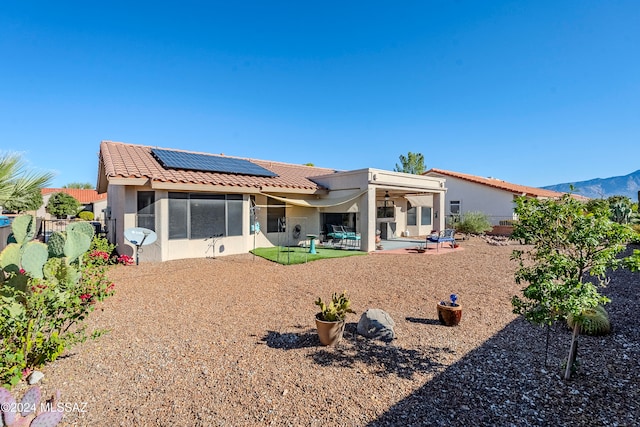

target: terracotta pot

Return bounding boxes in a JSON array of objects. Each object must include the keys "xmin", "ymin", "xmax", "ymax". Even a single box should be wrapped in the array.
[
  {"xmin": 437, "ymin": 303, "xmax": 462, "ymax": 326},
  {"xmin": 315, "ymin": 314, "xmax": 346, "ymax": 346}
]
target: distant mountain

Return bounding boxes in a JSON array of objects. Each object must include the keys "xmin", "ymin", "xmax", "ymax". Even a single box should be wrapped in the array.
[{"xmin": 542, "ymin": 170, "xmax": 640, "ymax": 201}]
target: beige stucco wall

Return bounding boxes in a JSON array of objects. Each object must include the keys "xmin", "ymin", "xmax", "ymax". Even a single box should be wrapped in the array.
[
  {"xmin": 429, "ymin": 175, "xmax": 517, "ymax": 225},
  {"xmin": 104, "ymin": 167, "xmax": 447, "ymax": 260}
]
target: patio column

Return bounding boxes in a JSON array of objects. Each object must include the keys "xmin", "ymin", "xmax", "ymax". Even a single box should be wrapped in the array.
[{"xmin": 361, "ymin": 186, "xmax": 376, "ymax": 252}]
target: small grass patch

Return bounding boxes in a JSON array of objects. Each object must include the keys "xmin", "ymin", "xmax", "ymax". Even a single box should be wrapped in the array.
[{"xmin": 251, "ymin": 246, "xmax": 367, "ymax": 265}]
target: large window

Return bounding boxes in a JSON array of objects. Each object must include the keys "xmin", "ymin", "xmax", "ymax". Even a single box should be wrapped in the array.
[
  {"xmin": 168, "ymin": 193, "xmax": 243, "ymax": 240},
  {"xmin": 267, "ymin": 198, "xmax": 285, "ymax": 233},
  {"xmin": 421, "ymin": 206, "xmax": 432, "ymax": 226},
  {"xmin": 407, "ymin": 202, "xmax": 417, "ymax": 226},
  {"xmin": 137, "ymin": 191, "xmax": 155, "ymax": 231}
]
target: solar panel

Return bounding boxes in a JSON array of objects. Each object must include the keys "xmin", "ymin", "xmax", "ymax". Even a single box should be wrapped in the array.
[{"xmin": 151, "ymin": 148, "xmax": 278, "ymax": 177}]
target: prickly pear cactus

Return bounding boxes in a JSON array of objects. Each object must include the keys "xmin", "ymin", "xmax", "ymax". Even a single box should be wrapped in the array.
[
  {"xmin": 0, "ymin": 242, "xmax": 21, "ymax": 275},
  {"xmin": 46, "ymin": 232, "xmax": 66, "ymax": 259},
  {"xmin": 0, "ymin": 386, "xmax": 63, "ymax": 427},
  {"xmin": 20, "ymin": 242, "xmax": 48, "ymax": 279},
  {"xmin": 67, "ymin": 221, "xmax": 95, "ymax": 240},
  {"xmin": 10, "ymin": 214, "xmax": 37, "ymax": 245},
  {"xmin": 43, "ymin": 257, "xmax": 81, "ymax": 288},
  {"xmin": 63, "ymin": 229, "xmax": 92, "ymax": 263},
  {"xmin": 0, "ymin": 240, "xmax": 48, "ymax": 280}
]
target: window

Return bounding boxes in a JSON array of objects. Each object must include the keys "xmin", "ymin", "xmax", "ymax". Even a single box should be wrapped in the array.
[
  {"xmin": 168, "ymin": 193, "xmax": 244, "ymax": 239},
  {"xmin": 168, "ymin": 193, "xmax": 188, "ymax": 239},
  {"xmin": 267, "ymin": 198, "xmax": 285, "ymax": 233},
  {"xmin": 450, "ymin": 200, "xmax": 461, "ymax": 215},
  {"xmin": 137, "ymin": 191, "xmax": 155, "ymax": 231},
  {"xmin": 376, "ymin": 200, "xmax": 395, "ymax": 219},
  {"xmin": 421, "ymin": 206, "xmax": 432, "ymax": 226},
  {"xmin": 407, "ymin": 202, "xmax": 417, "ymax": 226}
]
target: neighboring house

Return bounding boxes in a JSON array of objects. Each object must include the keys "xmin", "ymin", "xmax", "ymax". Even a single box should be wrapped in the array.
[
  {"xmin": 97, "ymin": 141, "xmax": 448, "ymax": 261},
  {"xmin": 38, "ymin": 188, "xmax": 108, "ymax": 220},
  {"xmin": 423, "ymin": 168, "xmax": 587, "ymax": 226}
]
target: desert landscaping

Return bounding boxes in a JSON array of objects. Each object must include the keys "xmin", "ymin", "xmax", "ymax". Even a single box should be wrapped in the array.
[{"xmin": 13, "ymin": 237, "xmax": 639, "ymax": 427}]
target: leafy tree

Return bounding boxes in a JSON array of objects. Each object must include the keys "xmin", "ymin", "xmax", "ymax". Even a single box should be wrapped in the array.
[
  {"xmin": 0, "ymin": 152, "xmax": 53, "ymax": 209},
  {"xmin": 1, "ymin": 187, "xmax": 43, "ymax": 213},
  {"xmin": 394, "ymin": 152, "xmax": 426, "ymax": 175},
  {"xmin": 511, "ymin": 194, "xmax": 640, "ymax": 379},
  {"xmin": 62, "ymin": 182, "xmax": 94, "ymax": 189},
  {"xmin": 46, "ymin": 192, "xmax": 80, "ymax": 218}
]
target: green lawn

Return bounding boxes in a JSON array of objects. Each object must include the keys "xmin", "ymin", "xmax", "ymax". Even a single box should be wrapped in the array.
[{"xmin": 250, "ymin": 246, "xmax": 367, "ymax": 265}]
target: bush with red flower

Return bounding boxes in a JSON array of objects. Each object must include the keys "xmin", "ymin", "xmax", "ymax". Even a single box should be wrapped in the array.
[{"xmin": 0, "ymin": 215, "xmax": 117, "ymax": 389}]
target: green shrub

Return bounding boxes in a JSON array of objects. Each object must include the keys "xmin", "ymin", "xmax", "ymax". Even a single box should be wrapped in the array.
[
  {"xmin": 77, "ymin": 210, "xmax": 94, "ymax": 221},
  {"xmin": 0, "ymin": 214, "xmax": 116, "ymax": 388},
  {"xmin": 45, "ymin": 192, "xmax": 80, "ymax": 219},
  {"xmin": 454, "ymin": 211, "xmax": 493, "ymax": 235}
]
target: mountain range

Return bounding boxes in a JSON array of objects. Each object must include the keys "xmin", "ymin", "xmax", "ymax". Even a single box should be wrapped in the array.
[{"xmin": 542, "ymin": 169, "xmax": 640, "ymax": 201}]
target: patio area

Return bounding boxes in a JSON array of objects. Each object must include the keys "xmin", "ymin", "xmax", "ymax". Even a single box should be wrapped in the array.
[{"xmin": 373, "ymin": 237, "xmax": 462, "ymax": 255}]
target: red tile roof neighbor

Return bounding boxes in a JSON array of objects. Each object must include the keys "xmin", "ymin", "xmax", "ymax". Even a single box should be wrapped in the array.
[
  {"xmin": 425, "ymin": 168, "xmax": 589, "ymax": 200},
  {"xmin": 41, "ymin": 188, "xmax": 107, "ymax": 203},
  {"xmin": 99, "ymin": 141, "xmax": 336, "ymax": 192}
]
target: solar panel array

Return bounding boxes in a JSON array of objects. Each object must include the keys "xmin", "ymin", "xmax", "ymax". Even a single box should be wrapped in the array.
[{"xmin": 151, "ymin": 148, "xmax": 278, "ymax": 178}]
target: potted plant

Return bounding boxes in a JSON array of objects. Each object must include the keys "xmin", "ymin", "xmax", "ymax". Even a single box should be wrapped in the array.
[
  {"xmin": 314, "ymin": 291, "xmax": 355, "ymax": 346},
  {"xmin": 437, "ymin": 294, "xmax": 462, "ymax": 326}
]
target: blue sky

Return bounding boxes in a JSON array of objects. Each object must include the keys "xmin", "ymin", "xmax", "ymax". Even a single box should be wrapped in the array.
[{"xmin": 1, "ymin": 1, "xmax": 638, "ymax": 188}]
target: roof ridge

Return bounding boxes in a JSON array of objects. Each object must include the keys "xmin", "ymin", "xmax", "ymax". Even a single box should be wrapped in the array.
[{"xmin": 425, "ymin": 168, "xmax": 568, "ymax": 198}]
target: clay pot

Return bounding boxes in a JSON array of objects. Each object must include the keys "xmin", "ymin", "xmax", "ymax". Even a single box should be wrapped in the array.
[
  {"xmin": 315, "ymin": 315, "xmax": 346, "ymax": 346},
  {"xmin": 437, "ymin": 303, "xmax": 462, "ymax": 326}
]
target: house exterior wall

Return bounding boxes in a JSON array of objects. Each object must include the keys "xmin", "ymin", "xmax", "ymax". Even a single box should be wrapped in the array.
[
  {"xmin": 402, "ymin": 198, "xmax": 435, "ymax": 237},
  {"xmin": 432, "ymin": 175, "xmax": 517, "ymax": 225},
  {"xmin": 93, "ymin": 199, "xmax": 108, "ymax": 220},
  {"xmin": 103, "ymin": 166, "xmax": 447, "ymax": 260}
]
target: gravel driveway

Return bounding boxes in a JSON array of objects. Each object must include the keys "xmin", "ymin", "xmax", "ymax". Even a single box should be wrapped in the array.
[{"xmin": 19, "ymin": 237, "xmax": 640, "ymax": 426}]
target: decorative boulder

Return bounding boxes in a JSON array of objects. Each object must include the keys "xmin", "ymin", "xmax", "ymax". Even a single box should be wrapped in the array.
[{"xmin": 357, "ymin": 309, "xmax": 396, "ymax": 342}]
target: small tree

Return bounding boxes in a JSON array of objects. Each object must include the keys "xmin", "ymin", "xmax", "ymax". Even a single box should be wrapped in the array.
[
  {"xmin": 394, "ymin": 152, "xmax": 426, "ymax": 175},
  {"xmin": 511, "ymin": 194, "xmax": 640, "ymax": 379},
  {"xmin": 46, "ymin": 192, "xmax": 80, "ymax": 218}
]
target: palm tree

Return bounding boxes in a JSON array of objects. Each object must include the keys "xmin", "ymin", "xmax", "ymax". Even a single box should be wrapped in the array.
[{"xmin": 0, "ymin": 152, "xmax": 54, "ymax": 210}]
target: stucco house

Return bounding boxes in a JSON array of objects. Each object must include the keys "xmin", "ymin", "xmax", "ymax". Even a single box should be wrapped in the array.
[
  {"xmin": 423, "ymin": 168, "xmax": 585, "ymax": 227},
  {"xmin": 97, "ymin": 141, "xmax": 448, "ymax": 262}
]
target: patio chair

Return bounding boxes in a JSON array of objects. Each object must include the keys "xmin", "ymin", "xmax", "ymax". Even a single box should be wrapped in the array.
[
  {"xmin": 327, "ymin": 225, "xmax": 347, "ymax": 247},
  {"xmin": 342, "ymin": 226, "xmax": 361, "ymax": 249},
  {"xmin": 327, "ymin": 225, "xmax": 361, "ymax": 249},
  {"xmin": 426, "ymin": 229, "xmax": 456, "ymax": 251}
]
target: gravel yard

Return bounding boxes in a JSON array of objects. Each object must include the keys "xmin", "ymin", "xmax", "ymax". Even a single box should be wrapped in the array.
[{"xmin": 18, "ymin": 237, "xmax": 640, "ymax": 426}]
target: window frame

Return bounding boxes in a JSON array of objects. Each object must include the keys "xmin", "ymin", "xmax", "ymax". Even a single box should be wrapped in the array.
[{"xmin": 168, "ymin": 192, "xmax": 244, "ymax": 240}]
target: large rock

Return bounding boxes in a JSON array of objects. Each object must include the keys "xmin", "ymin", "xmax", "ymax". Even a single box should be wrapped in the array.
[{"xmin": 357, "ymin": 309, "xmax": 396, "ymax": 342}]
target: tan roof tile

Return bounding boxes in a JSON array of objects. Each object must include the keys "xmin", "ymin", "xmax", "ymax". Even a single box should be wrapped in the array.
[
  {"xmin": 99, "ymin": 141, "xmax": 335, "ymax": 191},
  {"xmin": 425, "ymin": 168, "xmax": 589, "ymax": 200}
]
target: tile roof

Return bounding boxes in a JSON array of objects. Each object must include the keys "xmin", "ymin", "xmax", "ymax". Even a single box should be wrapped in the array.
[
  {"xmin": 99, "ymin": 141, "xmax": 336, "ymax": 192},
  {"xmin": 41, "ymin": 188, "xmax": 108, "ymax": 203},
  {"xmin": 424, "ymin": 168, "xmax": 589, "ymax": 200}
]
